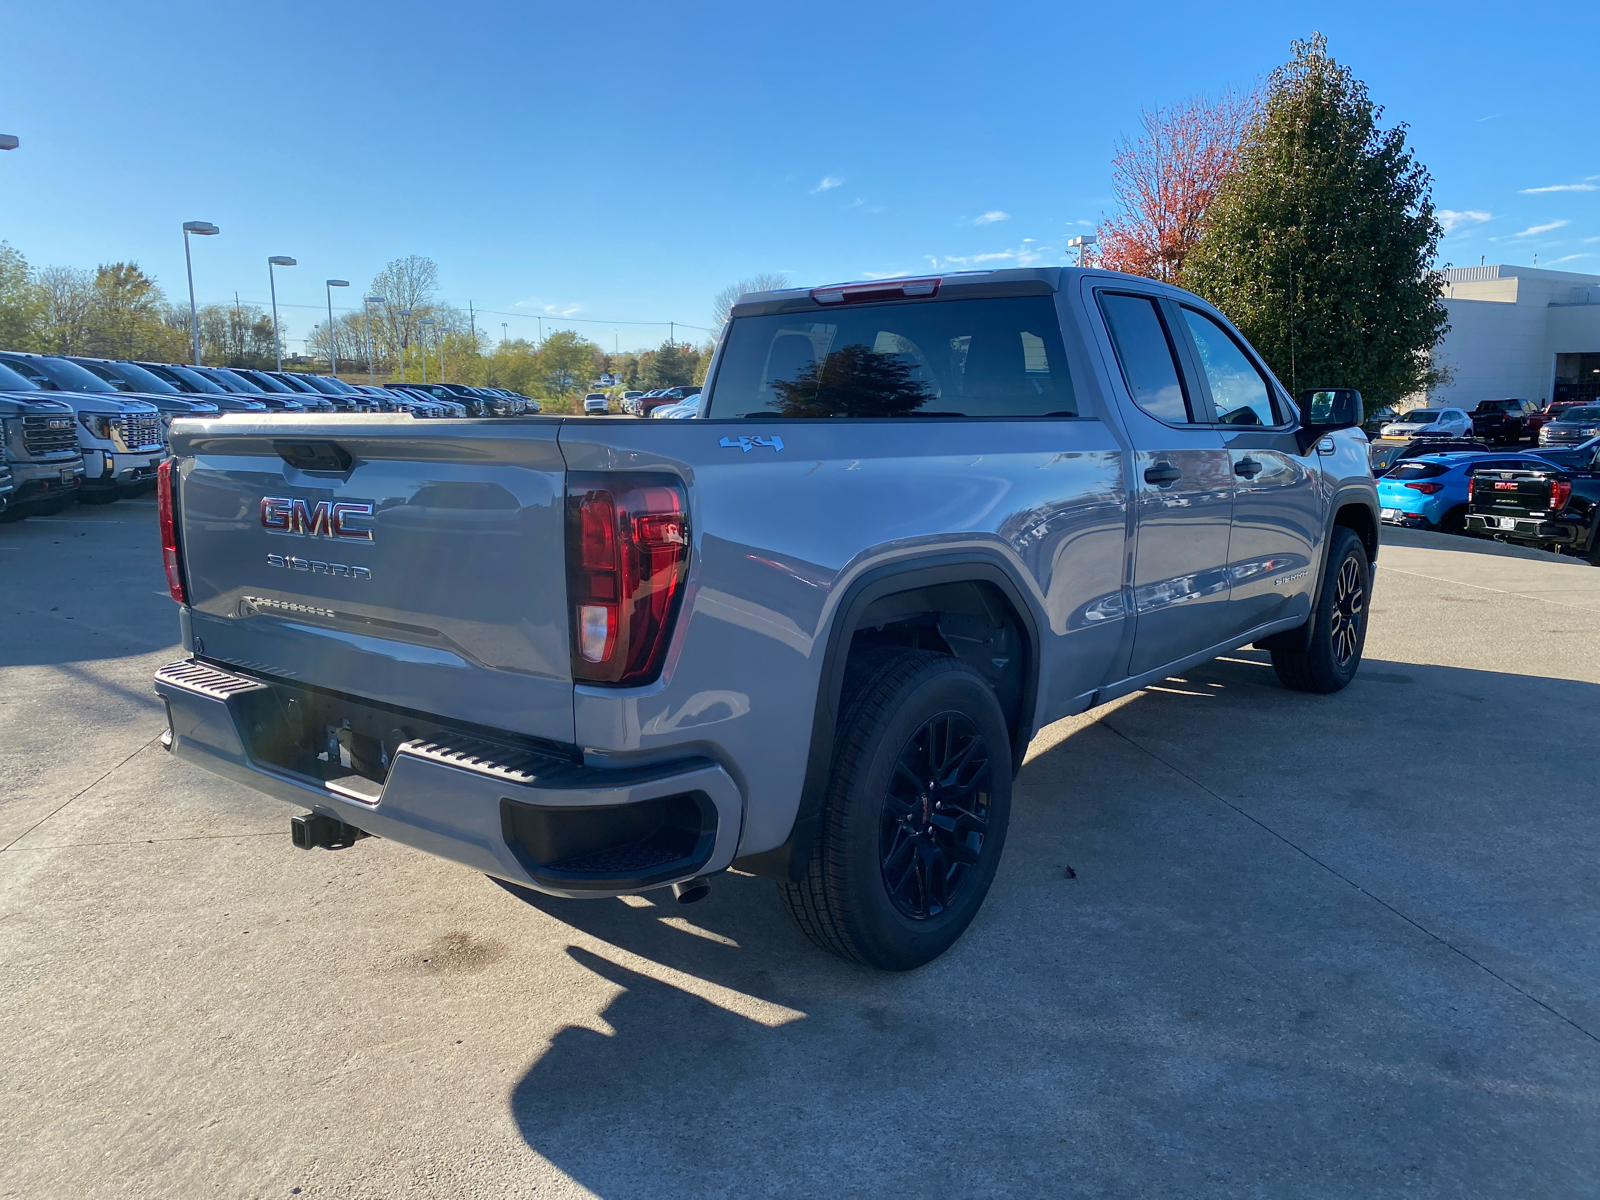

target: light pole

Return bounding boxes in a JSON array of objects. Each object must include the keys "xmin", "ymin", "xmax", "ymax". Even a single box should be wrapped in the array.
[
  {"xmin": 363, "ymin": 296, "xmax": 383, "ymax": 386},
  {"xmin": 266, "ymin": 256, "xmax": 296, "ymax": 371},
  {"xmin": 419, "ymin": 318, "xmax": 435, "ymax": 385},
  {"xmin": 182, "ymin": 220, "xmax": 219, "ymax": 366},
  {"xmin": 1067, "ymin": 234, "xmax": 1098, "ymax": 267},
  {"xmin": 501, "ymin": 322, "xmax": 508, "ymax": 346},
  {"xmin": 325, "ymin": 279, "xmax": 349, "ymax": 376},
  {"xmin": 0, "ymin": 135, "xmax": 18, "ymax": 151},
  {"xmin": 536, "ymin": 316, "xmax": 542, "ymax": 348},
  {"xmin": 398, "ymin": 309, "xmax": 412, "ymax": 382}
]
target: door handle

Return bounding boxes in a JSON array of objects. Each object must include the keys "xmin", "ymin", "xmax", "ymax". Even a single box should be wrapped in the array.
[
  {"xmin": 1144, "ymin": 461, "xmax": 1181, "ymax": 486},
  {"xmin": 1233, "ymin": 457, "xmax": 1263, "ymax": 479}
]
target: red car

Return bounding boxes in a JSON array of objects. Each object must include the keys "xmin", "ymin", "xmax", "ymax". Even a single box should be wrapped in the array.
[{"xmin": 637, "ymin": 385, "xmax": 701, "ymax": 417}]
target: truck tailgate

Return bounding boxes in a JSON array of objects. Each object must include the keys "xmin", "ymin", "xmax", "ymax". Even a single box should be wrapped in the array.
[
  {"xmin": 1471, "ymin": 469, "xmax": 1561, "ymax": 518},
  {"xmin": 170, "ymin": 417, "xmax": 573, "ymax": 744}
]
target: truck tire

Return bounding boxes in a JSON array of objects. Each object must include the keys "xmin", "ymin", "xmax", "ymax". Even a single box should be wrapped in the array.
[
  {"xmin": 1270, "ymin": 527, "xmax": 1370, "ymax": 694},
  {"xmin": 779, "ymin": 649, "xmax": 1012, "ymax": 971}
]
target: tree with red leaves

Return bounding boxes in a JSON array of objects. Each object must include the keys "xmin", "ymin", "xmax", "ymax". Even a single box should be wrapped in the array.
[{"xmin": 1097, "ymin": 90, "xmax": 1257, "ymax": 283}]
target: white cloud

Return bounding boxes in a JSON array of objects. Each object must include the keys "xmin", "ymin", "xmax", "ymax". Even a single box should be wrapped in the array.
[
  {"xmin": 926, "ymin": 240, "xmax": 1043, "ymax": 270},
  {"xmin": 973, "ymin": 210, "xmax": 1011, "ymax": 225},
  {"xmin": 859, "ymin": 270, "xmax": 911, "ymax": 280},
  {"xmin": 1438, "ymin": 209, "xmax": 1491, "ymax": 233},
  {"xmin": 1515, "ymin": 220, "xmax": 1571, "ymax": 237},
  {"xmin": 810, "ymin": 175, "xmax": 843, "ymax": 193},
  {"xmin": 514, "ymin": 298, "xmax": 582, "ymax": 316},
  {"xmin": 1547, "ymin": 254, "xmax": 1593, "ymax": 264},
  {"xmin": 844, "ymin": 197, "xmax": 864, "ymax": 209},
  {"xmin": 1519, "ymin": 183, "xmax": 1598, "ymax": 193}
]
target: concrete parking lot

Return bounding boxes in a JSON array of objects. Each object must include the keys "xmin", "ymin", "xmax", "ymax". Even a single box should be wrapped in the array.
[{"xmin": 3, "ymin": 500, "xmax": 1598, "ymax": 1198}]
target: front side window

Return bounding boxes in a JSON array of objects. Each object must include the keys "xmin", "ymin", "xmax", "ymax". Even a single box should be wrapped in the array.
[
  {"xmin": 0, "ymin": 361, "xmax": 43, "ymax": 391},
  {"xmin": 705, "ymin": 296, "xmax": 1075, "ymax": 419},
  {"xmin": 1180, "ymin": 308, "xmax": 1281, "ymax": 427},
  {"xmin": 1098, "ymin": 293, "xmax": 1192, "ymax": 425}
]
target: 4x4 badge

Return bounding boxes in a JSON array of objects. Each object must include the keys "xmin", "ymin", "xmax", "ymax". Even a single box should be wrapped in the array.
[{"xmin": 719, "ymin": 435, "xmax": 784, "ymax": 453}]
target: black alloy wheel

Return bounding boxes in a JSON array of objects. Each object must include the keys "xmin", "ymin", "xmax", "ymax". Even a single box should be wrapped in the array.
[
  {"xmin": 1328, "ymin": 555, "xmax": 1364, "ymax": 667},
  {"xmin": 779, "ymin": 648, "xmax": 1013, "ymax": 970},
  {"xmin": 879, "ymin": 712, "xmax": 993, "ymax": 920},
  {"xmin": 1268, "ymin": 526, "xmax": 1371, "ymax": 694}
]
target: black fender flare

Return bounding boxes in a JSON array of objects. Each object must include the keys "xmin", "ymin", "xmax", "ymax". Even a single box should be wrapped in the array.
[{"xmin": 736, "ymin": 551, "xmax": 1044, "ymax": 883}]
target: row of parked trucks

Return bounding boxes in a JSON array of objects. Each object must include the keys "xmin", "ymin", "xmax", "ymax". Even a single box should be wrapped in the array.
[{"xmin": 0, "ymin": 350, "xmax": 540, "ymax": 521}]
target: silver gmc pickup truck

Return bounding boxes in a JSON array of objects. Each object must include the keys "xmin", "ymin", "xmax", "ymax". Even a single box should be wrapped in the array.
[{"xmin": 153, "ymin": 267, "xmax": 1377, "ymax": 970}]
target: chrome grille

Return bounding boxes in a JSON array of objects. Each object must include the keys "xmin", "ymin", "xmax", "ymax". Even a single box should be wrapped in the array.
[
  {"xmin": 114, "ymin": 412, "xmax": 164, "ymax": 451},
  {"xmin": 21, "ymin": 414, "xmax": 79, "ymax": 456}
]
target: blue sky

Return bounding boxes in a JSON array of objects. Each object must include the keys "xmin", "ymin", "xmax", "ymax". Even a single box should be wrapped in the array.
[{"xmin": 2, "ymin": 0, "xmax": 1595, "ymax": 352}]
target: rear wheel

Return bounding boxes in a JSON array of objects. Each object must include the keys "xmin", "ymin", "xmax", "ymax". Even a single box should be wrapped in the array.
[
  {"xmin": 1271, "ymin": 527, "xmax": 1370, "ymax": 694},
  {"xmin": 779, "ymin": 649, "xmax": 1012, "ymax": 971},
  {"xmin": 1440, "ymin": 505, "xmax": 1468, "ymax": 535}
]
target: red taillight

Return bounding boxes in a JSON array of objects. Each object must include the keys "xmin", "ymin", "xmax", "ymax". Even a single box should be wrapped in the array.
[
  {"xmin": 811, "ymin": 277, "xmax": 941, "ymax": 305},
  {"xmin": 1404, "ymin": 481, "xmax": 1444, "ymax": 494},
  {"xmin": 1549, "ymin": 478, "xmax": 1572, "ymax": 512},
  {"xmin": 567, "ymin": 474, "xmax": 689, "ymax": 685},
  {"xmin": 156, "ymin": 459, "xmax": 187, "ymax": 605}
]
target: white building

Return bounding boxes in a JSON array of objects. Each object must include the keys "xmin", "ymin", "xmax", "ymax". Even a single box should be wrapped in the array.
[{"xmin": 1427, "ymin": 265, "xmax": 1600, "ymax": 409}]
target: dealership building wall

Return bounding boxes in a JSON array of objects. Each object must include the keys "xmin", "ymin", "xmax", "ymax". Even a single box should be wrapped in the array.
[{"xmin": 1426, "ymin": 265, "xmax": 1600, "ymax": 409}]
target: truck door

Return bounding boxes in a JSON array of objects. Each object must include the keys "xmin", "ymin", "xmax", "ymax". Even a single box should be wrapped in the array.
[
  {"xmin": 1170, "ymin": 304, "xmax": 1322, "ymax": 640},
  {"xmin": 1094, "ymin": 289, "xmax": 1236, "ymax": 677}
]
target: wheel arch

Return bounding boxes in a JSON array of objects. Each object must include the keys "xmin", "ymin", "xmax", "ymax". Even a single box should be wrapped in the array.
[{"xmin": 735, "ymin": 552, "xmax": 1043, "ymax": 883}]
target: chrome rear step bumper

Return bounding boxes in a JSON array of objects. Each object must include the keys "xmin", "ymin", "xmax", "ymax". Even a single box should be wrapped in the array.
[{"xmin": 153, "ymin": 659, "xmax": 743, "ymax": 897}]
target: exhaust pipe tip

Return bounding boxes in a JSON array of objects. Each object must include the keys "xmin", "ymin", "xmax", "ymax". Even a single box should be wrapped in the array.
[{"xmin": 671, "ymin": 877, "xmax": 712, "ymax": 905}]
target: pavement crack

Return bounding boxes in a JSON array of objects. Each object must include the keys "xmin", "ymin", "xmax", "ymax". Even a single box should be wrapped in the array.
[
  {"xmin": 1099, "ymin": 717, "xmax": 1600, "ymax": 1049},
  {"xmin": 0, "ymin": 730, "xmax": 164, "ymax": 853}
]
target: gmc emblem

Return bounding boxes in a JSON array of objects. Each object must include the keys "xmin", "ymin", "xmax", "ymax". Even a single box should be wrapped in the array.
[
  {"xmin": 1493, "ymin": 482, "xmax": 1519, "ymax": 490},
  {"xmin": 261, "ymin": 496, "xmax": 374, "ymax": 541}
]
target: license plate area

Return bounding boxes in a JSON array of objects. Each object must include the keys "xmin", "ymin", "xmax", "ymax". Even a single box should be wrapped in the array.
[
  {"xmin": 60, "ymin": 469, "xmax": 75, "ymax": 484},
  {"xmin": 1380, "ymin": 507, "xmax": 1401, "ymax": 521}
]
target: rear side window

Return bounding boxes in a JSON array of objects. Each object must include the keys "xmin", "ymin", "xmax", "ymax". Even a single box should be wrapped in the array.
[
  {"xmin": 1180, "ymin": 308, "xmax": 1282, "ymax": 426},
  {"xmin": 705, "ymin": 296, "xmax": 1075, "ymax": 419},
  {"xmin": 1098, "ymin": 293, "xmax": 1192, "ymax": 424}
]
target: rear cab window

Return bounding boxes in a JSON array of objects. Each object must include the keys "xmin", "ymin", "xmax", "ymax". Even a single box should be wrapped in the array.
[{"xmin": 704, "ymin": 296, "xmax": 1076, "ymax": 419}]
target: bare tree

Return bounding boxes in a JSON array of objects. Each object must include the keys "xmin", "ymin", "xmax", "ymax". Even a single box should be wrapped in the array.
[
  {"xmin": 712, "ymin": 273, "xmax": 791, "ymax": 330},
  {"xmin": 367, "ymin": 255, "xmax": 440, "ymax": 375},
  {"xmin": 1098, "ymin": 90, "xmax": 1258, "ymax": 283},
  {"xmin": 35, "ymin": 265, "xmax": 95, "ymax": 354}
]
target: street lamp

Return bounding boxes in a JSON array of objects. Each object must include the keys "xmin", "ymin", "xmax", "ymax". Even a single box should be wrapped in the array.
[
  {"xmin": 0, "ymin": 135, "xmax": 18, "ymax": 151},
  {"xmin": 438, "ymin": 325, "xmax": 451, "ymax": 383},
  {"xmin": 182, "ymin": 220, "xmax": 220, "ymax": 366},
  {"xmin": 363, "ymin": 296, "xmax": 384, "ymax": 386},
  {"xmin": 1067, "ymin": 234, "xmax": 1097, "ymax": 267},
  {"xmin": 325, "ymin": 279, "xmax": 350, "ymax": 376},
  {"xmin": 397, "ymin": 309, "xmax": 412, "ymax": 382},
  {"xmin": 267, "ymin": 256, "xmax": 296, "ymax": 371},
  {"xmin": 501, "ymin": 322, "xmax": 508, "ymax": 346},
  {"xmin": 419, "ymin": 318, "xmax": 435, "ymax": 385}
]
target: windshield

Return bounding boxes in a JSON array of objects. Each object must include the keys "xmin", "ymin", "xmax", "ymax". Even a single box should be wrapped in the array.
[
  {"xmin": 1474, "ymin": 400, "xmax": 1516, "ymax": 412},
  {"xmin": 145, "ymin": 363, "xmax": 227, "ymax": 394},
  {"xmin": 0, "ymin": 361, "xmax": 44, "ymax": 391},
  {"xmin": 76, "ymin": 359, "xmax": 180, "ymax": 393},
  {"xmin": 288, "ymin": 374, "xmax": 344, "ymax": 395},
  {"xmin": 1395, "ymin": 411, "xmax": 1439, "ymax": 424},
  {"xmin": 1557, "ymin": 406, "xmax": 1600, "ymax": 422},
  {"xmin": 0, "ymin": 355, "xmax": 119, "ymax": 393},
  {"xmin": 707, "ymin": 296, "xmax": 1076, "ymax": 419},
  {"xmin": 205, "ymin": 368, "xmax": 266, "ymax": 394}
]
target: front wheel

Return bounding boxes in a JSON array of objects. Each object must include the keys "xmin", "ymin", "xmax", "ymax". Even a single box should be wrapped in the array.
[
  {"xmin": 1270, "ymin": 527, "xmax": 1371, "ymax": 694},
  {"xmin": 779, "ymin": 649, "xmax": 1012, "ymax": 971}
]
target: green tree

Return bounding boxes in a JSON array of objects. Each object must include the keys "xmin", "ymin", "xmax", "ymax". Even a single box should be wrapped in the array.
[
  {"xmin": 535, "ymin": 329, "xmax": 601, "ymax": 395},
  {"xmin": 35, "ymin": 266, "xmax": 95, "ymax": 354},
  {"xmin": 639, "ymin": 339, "xmax": 697, "ymax": 388},
  {"xmin": 88, "ymin": 262, "xmax": 183, "ymax": 361},
  {"xmin": 1183, "ymin": 34, "xmax": 1447, "ymax": 406},
  {"xmin": 0, "ymin": 242, "xmax": 44, "ymax": 351}
]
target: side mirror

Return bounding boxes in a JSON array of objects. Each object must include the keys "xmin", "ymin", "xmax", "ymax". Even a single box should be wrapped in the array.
[{"xmin": 1295, "ymin": 388, "xmax": 1364, "ymax": 453}]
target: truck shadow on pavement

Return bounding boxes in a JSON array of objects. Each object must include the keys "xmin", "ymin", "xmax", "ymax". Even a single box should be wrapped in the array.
[{"xmin": 496, "ymin": 652, "xmax": 1600, "ymax": 1198}]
